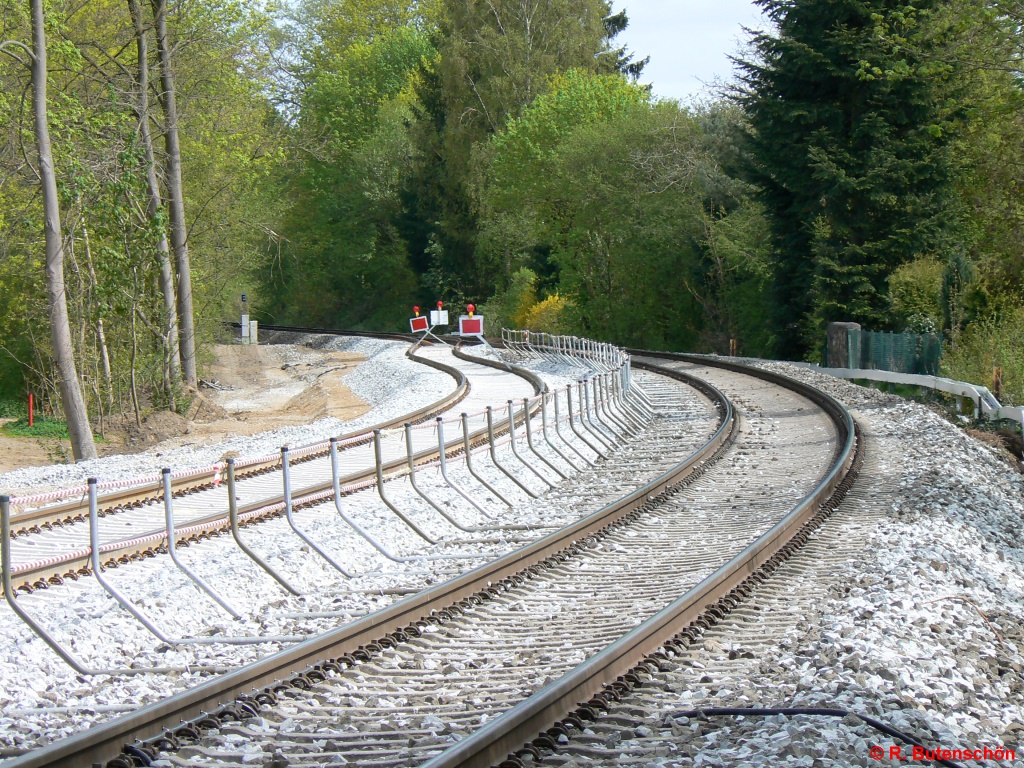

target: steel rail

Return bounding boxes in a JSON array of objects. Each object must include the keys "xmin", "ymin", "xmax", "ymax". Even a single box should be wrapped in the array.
[
  {"xmin": 3, "ymin": 348, "xmax": 471, "ymax": 591},
  {"xmin": 3, "ymin": 362, "xmax": 731, "ymax": 768},
  {"xmin": 420, "ymin": 351, "xmax": 858, "ymax": 768},
  {"xmin": 4, "ymin": 341, "xmax": 472, "ymax": 536},
  {"xmin": 5, "ymin": 344, "xmax": 548, "ymax": 592},
  {"xmin": 451, "ymin": 341, "xmax": 547, "ymax": 394}
]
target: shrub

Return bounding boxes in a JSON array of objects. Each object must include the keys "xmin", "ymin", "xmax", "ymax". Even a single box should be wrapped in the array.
[
  {"xmin": 520, "ymin": 294, "xmax": 571, "ymax": 334},
  {"xmin": 479, "ymin": 268, "xmax": 540, "ymax": 335},
  {"xmin": 943, "ymin": 303, "xmax": 1024, "ymax": 406},
  {"xmin": 889, "ymin": 256, "xmax": 944, "ymax": 331},
  {"xmin": 0, "ymin": 398, "xmax": 24, "ymax": 419}
]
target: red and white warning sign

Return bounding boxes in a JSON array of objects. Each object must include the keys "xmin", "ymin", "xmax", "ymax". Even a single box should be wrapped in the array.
[
  {"xmin": 459, "ymin": 304, "xmax": 484, "ymax": 337},
  {"xmin": 458, "ymin": 315, "xmax": 483, "ymax": 336},
  {"xmin": 409, "ymin": 305, "xmax": 428, "ymax": 333}
]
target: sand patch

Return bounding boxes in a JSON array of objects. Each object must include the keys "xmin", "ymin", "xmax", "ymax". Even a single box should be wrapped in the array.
[{"xmin": 0, "ymin": 343, "xmax": 371, "ymax": 473}]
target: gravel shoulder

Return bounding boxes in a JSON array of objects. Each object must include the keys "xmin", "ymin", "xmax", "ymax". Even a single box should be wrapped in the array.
[
  {"xmin": 0, "ymin": 336, "xmax": 451, "ymax": 496},
  {"xmin": 754, "ymin": 361, "xmax": 1024, "ymax": 762},
  {"xmin": 545, "ymin": 360, "xmax": 1024, "ymax": 767},
  {"xmin": 4, "ymin": 349, "xmax": 1023, "ymax": 765}
]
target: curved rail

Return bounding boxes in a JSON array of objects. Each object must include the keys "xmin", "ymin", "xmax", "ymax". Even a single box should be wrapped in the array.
[
  {"xmin": 2, "ymin": 362, "xmax": 732, "ymax": 768},
  {"xmin": 419, "ymin": 351, "xmax": 858, "ymax": 768},
  {"xmin": 4, "ymin": 340, "xmax": 471, "ymax": 536},
  {"xmin": 3, "ymin": 339, "xmax": 550, "ymax": 592}
]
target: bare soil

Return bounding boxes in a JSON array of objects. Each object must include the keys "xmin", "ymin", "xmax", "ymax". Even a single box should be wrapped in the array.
[{"xmin": 0, "ymin": 343, "xmax": 369, "ymax": 474}]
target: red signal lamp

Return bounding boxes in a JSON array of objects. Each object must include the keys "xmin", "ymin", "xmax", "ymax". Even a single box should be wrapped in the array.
[
  {"xmin": 467, "ymin": 303, "xmax": 476, "ymax": 317},
  {"xmin": 413, "ymin": 305, "xmax": 420, "ymax": 316}
]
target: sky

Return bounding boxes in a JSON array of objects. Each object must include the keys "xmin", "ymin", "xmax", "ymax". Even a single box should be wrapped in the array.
[{"xmin": 615, "ymin": 0, "xmax": 769, "ymax": 103}]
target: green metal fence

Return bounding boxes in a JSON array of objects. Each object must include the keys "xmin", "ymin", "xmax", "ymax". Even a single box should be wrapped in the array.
[{"xmin": 828, "ymin": 329, "xmax": 942, "ymax": 375}]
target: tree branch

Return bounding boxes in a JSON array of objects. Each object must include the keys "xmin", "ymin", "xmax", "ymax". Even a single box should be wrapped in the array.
[{"xmin": 0, "ymin": 39, "xmax": 35, "ymax": 66}]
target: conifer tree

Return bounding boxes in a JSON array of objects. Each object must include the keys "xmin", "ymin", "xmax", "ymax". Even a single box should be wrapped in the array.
[{"xmin": 739, "ymin": 0, "xmax": 965, "ymax": 357}]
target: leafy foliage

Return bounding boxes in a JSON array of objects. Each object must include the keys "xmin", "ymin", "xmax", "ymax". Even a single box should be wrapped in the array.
[
  {"xmin": 888, "ymin": 256, "xmax": 945, "ymax": 331},
  {"xmin": 944, "ymin": 301, "xmax": 1024, "ymax": 405},
  {"xmin": 263, "ymin": 24, "xmax": 434, "ymax": 328},
  {"xmin": 475, "ymin": 70, "xmax": 648, "ymax": 287},
  {"xmin": 0, "ymin": 0, "xmax": 280, "ymax": 431},
  {"xmin": 520, "ymin": 294, "xmax": 571, "ymax": 334},
  {"xmin": 0, "ymin": 398, "xmax": 25, "ymax": 419},
  {"xmin": 479, "ymin": 267, "xmax": 543, "ymax": 335},
  {"xmin": 475, "ymin": 74, "xmax": 772, "ymax": 353}
]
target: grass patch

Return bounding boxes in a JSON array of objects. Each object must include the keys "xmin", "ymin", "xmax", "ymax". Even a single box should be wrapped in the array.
[
  {"xmin": 944, "ymin": 304, "xmax": 1024, "ymax": 406},
  {"xmin": 1, "ymin": 416, "xmax": 72, "ymax": 439},
  {"xmin": 0, "ymin": 416, "xmax": 105, "ymax": 442},
  {"xmin": 0, "ymin": 398, "xmax": 25, "ymax": 419}
]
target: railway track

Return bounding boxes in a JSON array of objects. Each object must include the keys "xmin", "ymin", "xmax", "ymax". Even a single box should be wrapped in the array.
[
  {"xmin": 0, "ymin": 341, "xmax": 857, "ymax": 768},
  {"xmin": 0, "ymin": 331, "xmax": 718, "ymax": 762},
  {"xmin": 521, "ymin": 428, "xmax": 888, "ymax": 768},
  {"xmin": 2, "ymin": 342, "xmax": 543, "ymax": 593}
]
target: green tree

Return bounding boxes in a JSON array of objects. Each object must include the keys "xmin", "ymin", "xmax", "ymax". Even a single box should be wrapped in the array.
[
  {"xmin": 409, "ymin": 0, "xmax": 644, "ymax": 298},
  {"xmin": 1, "ymin": 0, "xmax": 98, "ymax": 458},
  {"xmin": 739, "ymin": 0, "xmax": 967, "ymax": 358},
  {"xmin": 476, "ymin": 73, "xmax": 771, "ymax": 352},
  {"xmin": 475, "ymin": 69, "xmax": 648, "ymax": 287},
  {"xmin": 265, "ymin": 22, "xmax": 433, "ymax": 328},
  {"xmin": 0, "ymin": 0, "xmax": 281, "ymax": 442}
]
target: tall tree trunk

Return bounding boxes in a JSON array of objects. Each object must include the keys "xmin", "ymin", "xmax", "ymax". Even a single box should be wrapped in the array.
[
  {"xmin": 129, "ymin": 294, "xmax": 143, "ymax": 429},
  {"xmin": 152, "ymin": 0, "xmax": 196, "ymax": 388},
  {"xmin": 31, "ymin": 0, "xmax": 97, "ymax": 461},
  {"xmin": 130, "ymin": 0, "xmax": 181, "ymax": 387},
  {"xmin": 82, "ymin": 222, "xmax": 114, "ymax": 413}
]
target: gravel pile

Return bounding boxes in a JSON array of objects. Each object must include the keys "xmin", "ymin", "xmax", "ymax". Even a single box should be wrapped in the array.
[
  {"xmin": 466, "ymin": 343, "xmax": 593, "ymax": 392},
  {"xmin": 0, "ymin": 338, "xmax": 450, "ymax": 496},
  {"xmin": 563, "ymin": 360, "xmax": 1024, "ymax": 767},
  {"xmin": 0, "ymin": 350, "xmax": 686, "ymax": 757}
]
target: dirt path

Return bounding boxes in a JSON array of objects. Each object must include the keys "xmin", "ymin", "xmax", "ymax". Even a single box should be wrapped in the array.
[
  {"xmin": 0, "ymin": 343, "xmax": 370, "ymax": 474},
  {"xmin": 0, "ymin": 417, "xmax": 75, "ymax": 471}
]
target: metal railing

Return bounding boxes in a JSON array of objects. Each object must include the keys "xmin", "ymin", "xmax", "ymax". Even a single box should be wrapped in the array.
[
  {"xmin": 798, "ymin": 363, "xmax": 1024, "ymax": 432},
  {"xmin": 501, "ymin": 329, "xmax": 630, "ymax": 372},
  {"xmin": 2, "ymin": 332, "xmax": 652, "ymax": 674}
]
